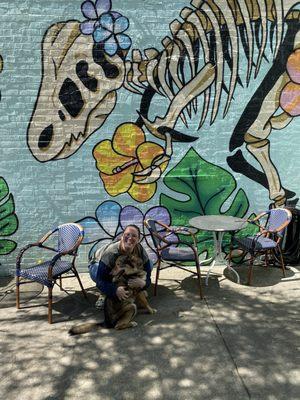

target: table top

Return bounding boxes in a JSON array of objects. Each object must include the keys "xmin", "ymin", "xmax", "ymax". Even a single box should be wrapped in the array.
[{"xmin": 189, "ymin": 215, "xmax": 247, "ymax": 232}]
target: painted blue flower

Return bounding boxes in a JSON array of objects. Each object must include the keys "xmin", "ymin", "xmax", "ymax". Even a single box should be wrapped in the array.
[
  {"xmin": 93, "ymin": 13, "xmax": 131, "ymax": 56},
  {"xmin": 77, "ymin": 200, "xmax": 122, "ymax": 260},
  {"xmin": 77, "ymin": 201, "xmax": 172, "ymax": 263},
  {"xmin": 80, "ymin": 0, "xmax": 131, "ymax": 56}
]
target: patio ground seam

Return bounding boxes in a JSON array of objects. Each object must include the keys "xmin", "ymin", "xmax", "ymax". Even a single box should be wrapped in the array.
[{"xmin": 204, "ymin": 296, "xmax": 252, "ymax": 399}]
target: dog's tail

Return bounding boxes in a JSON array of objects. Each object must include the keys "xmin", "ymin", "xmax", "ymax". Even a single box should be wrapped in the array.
[{"xmin": 68, "ymin": 321, "xmax": 106, "ymax": 335}]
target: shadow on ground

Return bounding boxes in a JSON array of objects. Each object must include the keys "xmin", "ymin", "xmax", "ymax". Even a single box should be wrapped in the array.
[
  {"xmin": 0, "ymin": 269, "xmax": 299, "ymax": 400},
  {"xmin": 224, "ymin": 263, "xmax": 297, "ymax": 286}
]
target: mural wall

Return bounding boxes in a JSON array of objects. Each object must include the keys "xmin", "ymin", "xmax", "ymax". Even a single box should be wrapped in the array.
[{"xmin": 0, "ymin": 0, "xmax": 299, "ymax": 274}]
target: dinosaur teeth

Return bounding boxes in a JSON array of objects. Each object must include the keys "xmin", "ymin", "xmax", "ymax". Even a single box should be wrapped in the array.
[{"xmin": 68, "ymin": 131, "xmax": 84, "ymax": 146}]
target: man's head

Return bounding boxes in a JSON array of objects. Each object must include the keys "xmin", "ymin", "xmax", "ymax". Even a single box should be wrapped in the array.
[{"xmin": 120, "ymin": 225, "xmax": 141, "ymax": 254}]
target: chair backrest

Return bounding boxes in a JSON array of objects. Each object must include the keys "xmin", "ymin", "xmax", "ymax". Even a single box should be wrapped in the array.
[
  {"xmin": 57, "ymin": 223, "xmax": 84, "ymax": 253},
  {"xmin": 266, "ymin": 208, "xmax": 292, "ymax": 237}
]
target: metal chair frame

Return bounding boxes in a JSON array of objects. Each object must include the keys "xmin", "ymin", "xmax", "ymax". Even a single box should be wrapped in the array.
[
  {"xmin": 144, "ymin": 219, "xmax": 203, "ymax": 299},
  {"xmin": 229, "ymin": 208, "xmax": 292, "ymax": 285},
  {"xmin": 16, "ymin": 223, "xmax": 87, "ymax": 323}
]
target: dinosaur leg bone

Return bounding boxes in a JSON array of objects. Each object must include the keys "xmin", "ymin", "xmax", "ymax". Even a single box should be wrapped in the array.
[{"xmin": 244, "ymin": 72, "xmax": 290, "ymax": 205}]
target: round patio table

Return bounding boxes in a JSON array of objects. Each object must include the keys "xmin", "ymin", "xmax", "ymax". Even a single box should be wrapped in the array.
[{"xmin": 189, "ymin": 215, "xmax": 248, "ymax": 285}]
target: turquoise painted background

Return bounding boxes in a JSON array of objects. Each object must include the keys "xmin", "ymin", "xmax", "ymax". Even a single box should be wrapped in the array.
[{"xmin": 0, "ymin": 0, "xmax": 299, "ymax": 274}]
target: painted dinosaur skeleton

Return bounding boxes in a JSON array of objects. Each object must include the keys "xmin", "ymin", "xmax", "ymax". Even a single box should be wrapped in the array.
[{"xmin": 27, "ymin": 0, "xmax": 300, "ymax": 205}]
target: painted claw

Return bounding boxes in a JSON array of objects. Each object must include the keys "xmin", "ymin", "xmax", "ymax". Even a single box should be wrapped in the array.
[{"xmin": 134, "ymin": 165, "xmax": 162, "ymax": 184}]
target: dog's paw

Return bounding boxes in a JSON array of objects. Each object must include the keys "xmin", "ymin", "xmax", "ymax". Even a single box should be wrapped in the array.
[
  {"xmin": 115, "ymin": 321, "xmax": 138, "ymax": 330},
  {"xmin": 148, "ymin": 308, "xmax": 157, "ymax": 314}
]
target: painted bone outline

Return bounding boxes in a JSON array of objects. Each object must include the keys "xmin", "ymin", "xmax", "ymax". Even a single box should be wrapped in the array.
[
  {"xmin": 133, "ymin": 0, "xmax": 300, "ymax": 201},
  {"xmin": 27, "ymin": 0, "xmax": 300, "ymax": 204}
]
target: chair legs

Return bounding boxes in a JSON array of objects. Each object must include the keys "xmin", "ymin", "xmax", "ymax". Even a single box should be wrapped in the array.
[
  {"xmin": 48, "ymin": 287, "xmax": 53, "ymax": 324},
  {"xmin": 153, "ymin": 257, "xmax": 203, "ymax": 298},
  {"xmin": 195, "ymin": 259, "xmax": 203, "ymax": 299},
  {"xmin": 276, "ymin": 247, "xmax": 286, "ymax": 278},
  {"xmin": 16, "ymin": 271, "xmax": 87, "ymax": 324},
  {"xmin": 247, "ymin": 255, "xmax": 254, "ymax": 285},
  {"xmin": 154, "ymin": 258, "xmax": 161, "ymax": 296},
  {"xmin": 247, "ymin": 247, "xmax": 286, "ymax": 286},
  {"xmin": 73, "ymin": 268, "xmax": 88, "ymax": 299},
  {"xmin": 16, "ymin": 277, "xmax": 54, "ymax": 324},
  {"xmin": 16, "ymin": 275, "xmax": 20, "ymax": 309}
]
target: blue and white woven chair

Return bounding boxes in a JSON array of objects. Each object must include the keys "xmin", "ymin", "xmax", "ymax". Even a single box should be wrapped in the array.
[
  {"xmin": 16, "ymin": 223, "xmax": 87, "ymax": 323},
  {"xmin": 144, "ymin": 219, "xmax": 203, "ymax": 299},
  {"xmin": 229, "ymin": 208, "xmax": 292, "ymax": 285}
]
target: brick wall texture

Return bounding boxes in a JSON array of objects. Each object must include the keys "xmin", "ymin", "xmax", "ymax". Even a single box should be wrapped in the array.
[{"xmin": 0, "ymin": 0, "xmax": 299, "ymax": 274}]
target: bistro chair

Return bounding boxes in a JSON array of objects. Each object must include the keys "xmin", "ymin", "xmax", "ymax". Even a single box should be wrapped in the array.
[
  {"xmin": 229, "ymin": 208, "xmax": 292, "ymax": 285},
  {"xmin": 16, "ymin": 223, "xmax": 87, "ymax": 323},
  {"xmin": 144, "ymin": 219, "xmax": 203, "ymax": 299}
]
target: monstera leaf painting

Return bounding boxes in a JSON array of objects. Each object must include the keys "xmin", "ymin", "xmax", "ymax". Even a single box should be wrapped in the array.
[
  {"xmin": 160, "ymin": 148, "xmax": 250, "ymax": 259},
  {"xmin": 0, "ymin": 177, "xmax": 18, "ymax": 256}
]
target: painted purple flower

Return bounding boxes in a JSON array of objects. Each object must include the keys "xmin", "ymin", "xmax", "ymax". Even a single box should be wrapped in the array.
[
  {"xmin": 80, "ymin": 0, "xmax": 113, "ymax": 35},
  {"xmin": 119, "ymin": 205, "xmax": 178, "ymax": 263},
  {"xmin": 80, "ymin": 0, "xmax": 131, "ymax": 56},
  {"xmin": 77, "ymin": 200, "xmax": 174, "ymax": 263}
]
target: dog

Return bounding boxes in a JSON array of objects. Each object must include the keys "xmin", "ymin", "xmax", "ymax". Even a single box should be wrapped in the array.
[{"xmin": 69, "ymin": 254, "xmax": 156, "ymax": 335}]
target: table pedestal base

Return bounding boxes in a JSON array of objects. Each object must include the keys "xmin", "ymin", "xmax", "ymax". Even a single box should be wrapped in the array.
[{"xmin": 205, "ymin": 232, "xmax": 240, "ymax": 285}]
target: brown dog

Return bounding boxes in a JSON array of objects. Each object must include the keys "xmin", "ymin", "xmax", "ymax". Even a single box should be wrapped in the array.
[{"xmin": 69, "ymin": 254, "xmax": 156, "ymax": 335}]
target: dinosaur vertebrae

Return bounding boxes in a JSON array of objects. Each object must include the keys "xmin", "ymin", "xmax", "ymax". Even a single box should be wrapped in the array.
[{"xmin": 125, "ymin": 0, "xmax": 300, "ymax": 126}]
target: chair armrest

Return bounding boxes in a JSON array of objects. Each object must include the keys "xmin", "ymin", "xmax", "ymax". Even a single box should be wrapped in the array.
[
  {"xmin": 45, "ymin": 253, "xmax": 64, "ymax": 280},
  {"xmin": 171, "ymin": 226, "xmax": 198, "ymax": 235},
  {"xmin": 16, "ymin": 243, "xmax": 41, "ymax": 269},
  {"xmin": 247, "ymin": 219, "xmax": 264, "ymax": 229}
]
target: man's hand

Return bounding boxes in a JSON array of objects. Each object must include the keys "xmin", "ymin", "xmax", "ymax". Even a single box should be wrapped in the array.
[
  {"xmin": 128, "ymin": 277, "xmax": 145, "ymax": 289},
  {"xmin": 116, "ymin": 286, "xmax": 129, "ymax": 300}
]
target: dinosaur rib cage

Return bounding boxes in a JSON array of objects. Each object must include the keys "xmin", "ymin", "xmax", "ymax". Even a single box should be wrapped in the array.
[{"xmin": 125, "ymin": 0, "xmax": 300, "ymax": 128}]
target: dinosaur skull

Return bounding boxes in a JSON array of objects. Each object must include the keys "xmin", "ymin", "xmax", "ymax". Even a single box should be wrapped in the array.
[{"xmin": 27, "ymin": 21, "xmax": 126, "ymax": 162}]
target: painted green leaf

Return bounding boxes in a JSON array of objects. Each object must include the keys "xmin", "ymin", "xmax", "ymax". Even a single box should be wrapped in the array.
[
  {"xmin": 0, "ymin": 239, "xmax": 17, "ymax": 255},
  {"xmin": 0, "ymin": 214, "xmax": 18, "ymax": 236},
  {"xmin": 0, "ymin": 177, "xmax": 18, "ymax": 257},
  {"xmin": 0, "ymin": 177, "xmax": 9, "ymax": 202},
  {"xmin": 0, "ymin": 194, "xmax": 14, "ymax": 220},
  {"xmin": 160, "ymin": 147, "xmax": 250, "ymax": 258}
]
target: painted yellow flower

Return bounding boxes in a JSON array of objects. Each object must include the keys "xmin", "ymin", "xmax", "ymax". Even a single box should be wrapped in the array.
[{"xmin": 93, "ymin": 123, "xmax": 169, "ymax": 202}]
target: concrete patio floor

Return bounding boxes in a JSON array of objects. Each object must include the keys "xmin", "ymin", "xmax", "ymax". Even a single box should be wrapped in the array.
[{"xmin": 0, "ymin": 263, "xmax": 299, "ymax": 400}]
